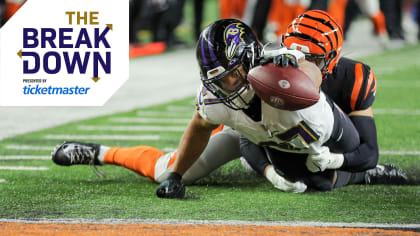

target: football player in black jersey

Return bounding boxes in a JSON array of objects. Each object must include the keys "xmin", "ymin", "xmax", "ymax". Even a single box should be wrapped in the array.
[
  {"xmin": 240, "ymin": 10, "xmax": 407, "ymax": 191},
  {"xmin": 282, "ymin": 9, "xmax": 378, "ymax": 172}
]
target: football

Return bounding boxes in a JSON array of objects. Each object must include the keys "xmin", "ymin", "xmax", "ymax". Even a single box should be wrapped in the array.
[{"xmin": 248, "ymin": 63, "xmax": 320, "ymax": 111}]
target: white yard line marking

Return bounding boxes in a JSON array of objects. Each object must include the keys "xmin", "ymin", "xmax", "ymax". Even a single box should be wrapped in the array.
[
  {"xmin": 6, "ymin": 145, "xmax": 55, "ymax": 150},
  {"xmin": 44, "ymin": 134, "xmax": 160, "ymax": 141},
  {"xmin": 5, "ymin": 145, "xmax": 176, "ymax": 153},
  {"xmin": 0, "ymin": 218, "xmax": 418, "ymax": 230},
  {"xmin": 0, "ymin": 156, "xmax": 50, "ymax": 160},
  {"xmin": 373, "ymin": 109, "xmax": 420, "ymax": 115},
  {"xmin": 136, "ymin": 111, "xmax": 193, "ymax": 117},
  {"xmin": 379, "ymin": 80, "xmax": 420, "ymax": 87},
  {"xmin": 0, "ymin": 179, "xmax": 6, "ymax": 183},
  {"xmin": 162, "ymin": 147, "xmax": 176, "ymax": 153},
  {"xmin": 380, "ymin": 151, "xmax": 420, "ymax": 155},
  {"xmin": 109, "ymin": 117, "xmax": 191, "ymax": 124},
  {"xmin": 78, "ymin": 125, "xmax": 185, "ymax": 132},
  {"xmin": 0, "ymin": 166, "xmax": 48, "ymax": 171},
  {"xmin": 166, "ymin": 105, "xmax": 194, "ymax": 112}
]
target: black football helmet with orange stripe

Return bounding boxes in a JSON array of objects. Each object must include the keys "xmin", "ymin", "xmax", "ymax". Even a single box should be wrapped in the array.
[
  {"xmin": 196, "ymin": 18, "xmax": 262, "ymax": 110},
  {"xmin": 283, "ymin": 10, "xmax": 343, "ymax": 78}
]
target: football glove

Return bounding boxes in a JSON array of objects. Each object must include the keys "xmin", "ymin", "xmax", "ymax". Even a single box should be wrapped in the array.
[
  {"xmin": 156, "ymin": 172, "xmax": 185, "ymax": 199},
  {"xmin": 306, "ymin": 150, "xmax": 344, "ymax": 173},
  {"xmin": 265, "ymin": 165, "xmax": 307, "ymax": 193},
  {"xmin": 260, "ymin": 47, "xmax": 305, "ymax": 68},
  {"xmin": 259, "ymin": 53, "xmax": 299, "ymax": 68}
]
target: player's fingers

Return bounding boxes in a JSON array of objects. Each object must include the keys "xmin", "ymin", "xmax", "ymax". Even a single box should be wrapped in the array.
[
  {"xmin": 281, "ymin": 55, "xmax": 289, "ymax": 67},
  {"xmin": 291, "ymin": 57, "xmax": 299, "ymax": 68}
]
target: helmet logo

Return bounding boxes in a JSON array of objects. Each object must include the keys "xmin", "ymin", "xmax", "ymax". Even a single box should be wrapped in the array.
[
  {"xmin": 289, "ymin": 43, "xmax": 310, "ymax": 53},
  {"xmin": 224, "ymin": 23, "xmax": 245, "ymax": 60}
]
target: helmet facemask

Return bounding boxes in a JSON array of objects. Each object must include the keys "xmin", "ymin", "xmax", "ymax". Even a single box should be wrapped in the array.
[
  {"xmin": 202, "ymin": 63, "xmax": 255, "ymax": 110},
  {"xmin": 304, "ymin": 50, "xmax": 337, "ymax": 76}
]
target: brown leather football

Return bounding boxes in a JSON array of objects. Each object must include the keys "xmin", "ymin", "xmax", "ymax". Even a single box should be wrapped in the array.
[{"xmin": 248, "ymin": 63, "xmax": 320, "ymax": 111}]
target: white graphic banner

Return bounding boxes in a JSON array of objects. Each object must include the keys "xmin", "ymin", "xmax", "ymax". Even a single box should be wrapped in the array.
[{"xmin": 0, "ymin": 0, "xmax": 129, "ymax": 106}]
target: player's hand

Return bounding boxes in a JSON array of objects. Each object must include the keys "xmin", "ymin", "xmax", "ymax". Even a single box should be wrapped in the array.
[
  {"xmin": 306, "ymin": 153, "xmax": 328, "ymax": 172},
  {"xmin": 306, "ymin": 151, "xmax": 344, "ymax": 173},
  {"xmin": 156, "ymin": 172, "xmax": 185, "ymax": 199},
  {"xmin": 260, "ymin": 47, "xmax": 304, "ymax": 68},
  {"xmin": 259, "ymin": 54, "xmax": 299, "ymax": 68},
  {"xmin": 265, "ymin": 165, "xmax": 307, "ymax": 193}
]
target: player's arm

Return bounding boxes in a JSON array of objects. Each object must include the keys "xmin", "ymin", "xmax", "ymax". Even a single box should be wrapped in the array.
[
  {"xmin": 156, "ymin": 111, "xmax": 219, "ymax": 198},
  {"xmin": 340, "ymin": 107, "xmax": 379, "ymax": 171},
  {"xmin": 340, "ymin": 63, "xmax": 379, "ymax": 171},
  {"xmin": 298, "ymin": 60, "xmax": 322, "ymax": 92},
  {"xmin": 173, "ymin": 111, "xmax": 219, "ymax": 175}
]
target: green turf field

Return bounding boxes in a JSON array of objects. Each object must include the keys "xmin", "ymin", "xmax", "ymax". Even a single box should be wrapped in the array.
[{"xmin": 0, "ymin": 45, "xmax": 419, "ymax": 224}]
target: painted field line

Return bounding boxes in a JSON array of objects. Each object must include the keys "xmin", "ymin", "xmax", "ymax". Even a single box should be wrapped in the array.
[
  {"xmin": 136, "ymin": 111, "xmax": 193, "ymax": 117},
  {"xmin": 0, "ymin": 166, "xmax": 48, "ymax": 171},
  {"xmin": 6, "ymin": 145, "xmax": 55, "ymax": 150},
  {"xmin": 0, "ymin": 218, "xmax": 418, "ymax": 231},
  {"xmin": 0, "ymin": 156, "xmax": 50, "ymax": 160},
  {"xmin": 380, "ymin": 150, "xmax": 420, "ymax": 155},
  {"xmin": 162, "ymin": 147, "xmax": 176, "ymax": 152},
  {"xmin": 0, "ymin": 179, "xmax": 6, "ymax": 183},
  {"xmin": 78, "ymin": 125, "xmax": 185, "ymax": 132},
  {"xmin": 166, "ymin": 105, "xmax": 194, "ymax": 112},
  {"xmin": 44, "ymin": 134, "xmax": 160, "ymax": 141},
  {"xmin": 379, "ymin": 80, "xmax": 420, "ymax": 88},
  {"xmin": 109, "ymin": 117, "xmax": 191, "ymax": 124},
  {"xmin": 374, "ymin": 109, "xmax": 420, "ymax": 115},
  {"xmin": 5, "ymin": 144, "xmax": 177, "ymax": 152}
]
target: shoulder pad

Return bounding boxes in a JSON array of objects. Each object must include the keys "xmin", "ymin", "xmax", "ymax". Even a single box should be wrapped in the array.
[{"xmin": 195, "ymin": 85, "xmax": 228, "ymax": 125}]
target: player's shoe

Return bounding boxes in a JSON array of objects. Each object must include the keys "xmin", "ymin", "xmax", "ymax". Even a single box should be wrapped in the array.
[
  {"xmin": 365, "ymin": 164, "xmax": 408, "ymax": 185},
  {"xmin": 51, "ymin": 141, "xmax": 101, "ymax": 166}
]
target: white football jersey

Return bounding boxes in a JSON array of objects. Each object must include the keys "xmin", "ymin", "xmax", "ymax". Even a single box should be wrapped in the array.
[{"xmin": 196, "ymin": 85, "xmax": 334, "ymax": 155}]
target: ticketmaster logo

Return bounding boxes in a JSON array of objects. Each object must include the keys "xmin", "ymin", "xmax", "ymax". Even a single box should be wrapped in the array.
[{"xmin": 23, "ymin": 84, "xmax": 90, "ymax": 95}]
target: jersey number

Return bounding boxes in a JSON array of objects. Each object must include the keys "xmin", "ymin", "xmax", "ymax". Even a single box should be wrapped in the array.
[{"xmin": 259, "ymin": 121, "xmax": 320, "ymax": 151}]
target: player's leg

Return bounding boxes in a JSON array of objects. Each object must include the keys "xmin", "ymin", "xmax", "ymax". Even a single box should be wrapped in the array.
[
  {"xmin": 109, "ymin": 125, "xmax": 241, "ymax": 184},
  {"xmin": 265, "ymin": 148, "xmax": 409, "ymax": 190},
  {"xmin": 239, "ymin": 137, "xmax": 307, "ymax": 193},
  {"xmin": 327, "ymin": 0, "xmax": 348, "ymax": 27},
  {"xmin": 355, "ymin": 0, "xmax": 388, "ymax": 47},
  {"xmin": 51, "ymin": 126, "xmax": 242, "ymax": 184},
  {"xmin": 154, "ymin": 126, "xmax": 242, "ymax": 184},
  {"xmin": 239, "ymin": 135, "xmax": 270, "ymax": 176},
  {"xmin": 334, "ymin": 163, "xmax": 409, "ymax": 188},
  {"xmin": 51, "ymin": 141, "xmax": 166, "ymax": 181},
  {"xmin": 263, "ymin": 147, "xmax": 337, "ymax": 191}
]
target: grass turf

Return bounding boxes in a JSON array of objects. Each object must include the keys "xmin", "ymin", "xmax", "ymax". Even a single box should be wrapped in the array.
[{"xmin": 0, "ymin": 45, "xmax": 419, "ymax": 223}]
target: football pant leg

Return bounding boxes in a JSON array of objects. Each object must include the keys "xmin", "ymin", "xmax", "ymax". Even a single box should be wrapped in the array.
[{"xmin": 154, "ymin": 126, "xmax": 242, "ymax": 184}]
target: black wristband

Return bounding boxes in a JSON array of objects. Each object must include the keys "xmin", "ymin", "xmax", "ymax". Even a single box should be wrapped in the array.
[{"xmin": 168, "ymin": 172, "xmax": 182, "ymax": 181}]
